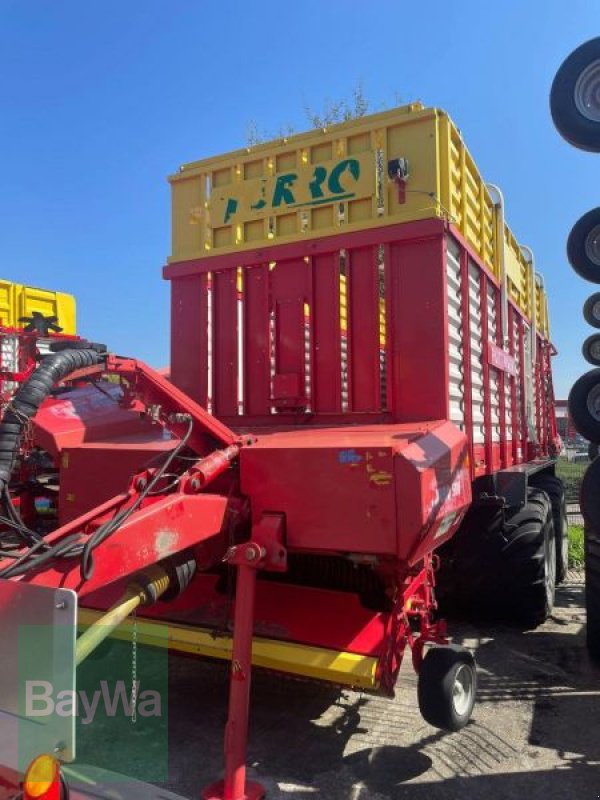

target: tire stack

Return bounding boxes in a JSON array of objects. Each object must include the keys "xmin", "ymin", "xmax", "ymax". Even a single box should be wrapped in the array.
[{"xmin": 550, "ymin": 37, "xmax": 600, "ymax": 660}]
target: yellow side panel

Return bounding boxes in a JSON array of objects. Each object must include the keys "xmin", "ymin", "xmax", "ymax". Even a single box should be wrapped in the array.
[
  {"xmin": 169, "ymin": 103, "xmax": 550, "ymax": 335},
  {"xmin": 0, "ymin": 281, "xmax": 17, "ymax": 327},
  {"xmin": 0, "ymin": 281, "xmax": 76, "ymax": 333},
  {"xmin": 169, "ymin": 103, "xmax": 443, "ymax": 262}
]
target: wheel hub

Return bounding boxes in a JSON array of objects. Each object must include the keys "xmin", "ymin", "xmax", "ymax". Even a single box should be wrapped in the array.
[
  {"xmin": 587, "ymin": 383, "xmax": 600, "ymax": 422},
  {"xmin": 452, "ymin": 663, "xmax": 474, "ymax": 716},
  {"xmin": 585, "ymin": 224, "xmax": 600, "ymax": 267},
  {"xmin": 574, "ymin": 59, "xmax": 600, "ymax": 122}
]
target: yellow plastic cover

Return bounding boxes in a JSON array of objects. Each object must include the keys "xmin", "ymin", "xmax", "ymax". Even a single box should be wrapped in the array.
[{"xmin": 0, "ymin": 280, "xmax": 76, "ymax": 334}]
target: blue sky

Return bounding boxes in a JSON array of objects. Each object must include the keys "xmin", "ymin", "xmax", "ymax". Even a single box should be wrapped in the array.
[{"xmin": 0, "ymin": 0, "xmax": 598, "ymax": 398}]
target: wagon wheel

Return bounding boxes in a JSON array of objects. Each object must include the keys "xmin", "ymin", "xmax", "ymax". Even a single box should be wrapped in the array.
[
  {"xmin": 568, "ymin": 209, "xmax": 600, "ymax": 283},
  {"xmin": 583, "ymin": 293, "xmax": 600, "ymax": 328},
  {"xmin": 568, "ymin": 369, "xmax": 600, "ymax": 442},
  {"xmin": 583, "ymin": 334, "xmax": 600, "ymax": 366},
  {"xmin": 550, "ymin": 37, "xmax": 600, "ymax": 151},
  {"xmin": 417, "ymin": 646, "xmax": 477, "ymax": 731}
]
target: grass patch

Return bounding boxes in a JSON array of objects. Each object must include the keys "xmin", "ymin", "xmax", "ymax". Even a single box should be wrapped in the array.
[
  {"xmin": 556, "ymin": 457, "xmax": 587, "ymax": 503},
  {"xmin": 569, "ymin": 525, "xmax": 584, "ymax": 569}
]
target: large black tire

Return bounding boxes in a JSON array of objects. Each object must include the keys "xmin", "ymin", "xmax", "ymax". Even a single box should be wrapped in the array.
[
  {"xmin": 568, "ymin": 369, "xmax": 600, "ymax": 442},
  {"xmin": 417, "ymin": 646, "xmax": 477, "ymax": 731},
  {"xmin": 530, "ymin": 473, "xmax": 569, "ymax": 584},
  {"xmin": 437, "ymin": 489, "xmax": 555, "ymax": 627},
  {"xmin": 550, "ymin": 37, "xmax": 600, "ymax": 152},
  {"xmin": 583, "ymin": 293, "xmax": 600, "ymax": 328},
  {"xmin": 567, "ymin": 209, "xmax": 600, "ymax": 283},
  {"xmin": 589, "ymin": 441, "xmax": 599, "ymax": 461},
  {"xmin": 585, "ymin": 524, "xmax": 600, "ymax": 662},
  {"xmin": 583, "ymin": 334, "xmax": 600, "ymax": 366}
]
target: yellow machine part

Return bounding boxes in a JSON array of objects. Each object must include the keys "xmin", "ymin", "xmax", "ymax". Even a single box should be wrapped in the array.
[
  {"xmin": 78, "ymin": 608, "xmax": 380, "ymax": 691},
  {"xmin": 0, "ymin": 280, "xmax": 76, "ymax": 334},
  {"xmin": 169, "ymin": 103, "xmax": 549, "ymax": 336}
]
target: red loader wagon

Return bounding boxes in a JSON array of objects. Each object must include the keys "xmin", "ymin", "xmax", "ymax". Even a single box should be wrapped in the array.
[{"xmin": 0, "ymin": 103, "xmax": 563, "ymax": 800}]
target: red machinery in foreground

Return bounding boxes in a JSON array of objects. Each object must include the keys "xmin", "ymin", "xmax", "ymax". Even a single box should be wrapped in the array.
[{"xmin": 0, "ymin": 104, "xmax": 562, "ymax": 800}]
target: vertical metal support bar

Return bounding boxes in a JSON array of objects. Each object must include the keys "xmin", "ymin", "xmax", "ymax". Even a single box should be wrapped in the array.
[
  {"xmin": 535, "ymin": 335, "xmax": 542, "ymax": 445},
  {"xmin": 347, "ymin": 246, "xmax": 381, "ymax": 412},
  {"xmin": 271, "ymin": 259, "xmax": 308, "ymax": 402},
  {"xmin": 312, "ymin": 252, "xmax": 342, "ymax": 413},
  {"xmin": 170, "ymin": 274, "xmax": 208, "ymax": 405},
  {"xmin": 459, "ymin": 248, "xmax": 474, "ymax": 479},
  {"xmin": 495, "ymin": 288, "xmax": 508, "ymax": 468},
  {"xmin": 203, "ymin": 554, "xmax": 265, "ymax": 800},
  {"xmin": 243, "ymin": 265, "xmax": 271, "ymax": 415},
  {"xmin": 540, "ymin": 341, "xmax": 549, "ymax": 452},
  {"xmin": 383, "ymin": 243, "xmax": 395, "ymax": 415},
  {"xmin": 387, "ymin": 236, "xmax": 449, "ymax": 422},
  {"xmin": 480, "ymin": 272, "xmax": 493, "ymax": 472},
  {"xmin": 224, "ymin": 563, "xmax": 257, "ymax": 799},
  {"xmin": 518, "ymin": 315, "xmax": 529, "ymax": 458},
  {"xmin": 508, "ymin": 304, "xmax": 519, "ymax": 465},
  {"xmin": 213, "ymin": 270, "xmax": 239, "ymax": 417}
]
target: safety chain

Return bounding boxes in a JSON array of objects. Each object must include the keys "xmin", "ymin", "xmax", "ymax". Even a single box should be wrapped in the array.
[{"xmin": 130, "ymin": 607, "xmax": 138, "ymax": 725}]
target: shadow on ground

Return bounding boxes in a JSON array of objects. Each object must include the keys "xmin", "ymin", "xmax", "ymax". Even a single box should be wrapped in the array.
[{"xmin": 161, "ymin": 578, "xmax": 599, "ymax": 800}]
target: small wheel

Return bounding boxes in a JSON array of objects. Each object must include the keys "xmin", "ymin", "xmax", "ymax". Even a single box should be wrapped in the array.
[
  {"xmin": 583, "ymin": 293, "xmax": 600, "ymax": 328},
  {"xmin": 590, "ymin": 441, "xmax": 599, "ymax": 460},
  {"xmin": 568, "ymin": 209, "xmax": 600, "ymax": 283},
  {"xmin": 417, "ymin": 646, "xmax": 477, "ymax": 731},
  {"xmin": 568, "ymin": 369, "xmax": 600, "ymax": 441},
  {"xmin": 550, "ymin": 37, "xmax": 600, "ymax": 152},
  {"xmin": 583, "ymin": 334, "xmax": 600, "ymax": 366}
]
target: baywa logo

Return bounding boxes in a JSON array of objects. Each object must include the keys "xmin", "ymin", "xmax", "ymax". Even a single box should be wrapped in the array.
[
  {"xmin": 25, "ymin": 679, "xmax": 162, "ymax": 726},
  {"xmin": 223, "ymin": 157, "xmax": 361, "ymax": 223},
  {"xmin": 19, "ymin": 625, "xmax": 169, "ymax": 782}
]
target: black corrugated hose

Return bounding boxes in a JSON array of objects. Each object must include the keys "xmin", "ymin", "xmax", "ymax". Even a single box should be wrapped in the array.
[
  {"xmin": 0, "ymin": 346, "xmax": 195, "ymax": 581},
  {"xmin": 0, "ymin": 348, "xmax": 105, "ymax": 579},
  {"xmin": 0, "ymin": 348, "xmax": 105, "ymax": 491}
]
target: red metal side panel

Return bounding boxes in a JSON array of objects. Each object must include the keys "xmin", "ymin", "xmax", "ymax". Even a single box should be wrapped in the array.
[
  {"xmin": 458, "ymin": 249, "xmax": 474, "ymax": 477},
  {"xmin": 480, "ymin": 273, "xmax": 493, "ymax": 472},
  {"xmin": 270, "ymin": 259, "xmax": 309, "ymax": 407},
  {"xmin": 518, "ymin": 316, "xmax": 529, "ymax": 456},
  {"xmin": 387, "ymin": 234, "xmax": 449, "ymax": 422},
  {"xmin": 170, "ymin": 274, "xmax": 208, "ymax": 405},
  {"xmin": 508, "ymin": 304, "xmax": 520, "ymax": 464},
  {"xmin": 311, "ymin": 252, "xmax": 342, "ymax": 413},
  {"xmin": 494, "ymin": 289, "xmax": 508, "ymax": 468},
  {"xmin": 243, "ymin": 264, "xmax": 271, "ymax": 415},
  {"xmin": 212, "ymin": 270, "xmax": 239, "ymax": 417},
  {"xmin": 347, "ymin": 246, "xmax": 381, "ymax": 412}
]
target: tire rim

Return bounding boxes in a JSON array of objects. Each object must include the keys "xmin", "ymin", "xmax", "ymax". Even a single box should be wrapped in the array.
[
  {"xmin": 452, "ymin": 663, "xmax": 474, "ymax": 716},
  {"xmin": 574, "ymin": 59, "xmax": 600, "ymax": 122},
  {"xmin": 585, "ymin": 225, "xmax": 600, "ymax": 267},
  {"xmin": 586, "ymin": 383, "xmax": 600, "ymax": 422},
  {"xmin": 589, "ymin": 339, "xmax": 600, "ymax": 362},
  {"xmin": 592, "ymin": 300, "xmax": 600, "ymax": 322}
]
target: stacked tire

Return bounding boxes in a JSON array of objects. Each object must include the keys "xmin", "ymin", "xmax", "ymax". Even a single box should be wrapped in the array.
[{"xmin": 551, "ymin": 37, "xmax": 600, "ymax": 661}]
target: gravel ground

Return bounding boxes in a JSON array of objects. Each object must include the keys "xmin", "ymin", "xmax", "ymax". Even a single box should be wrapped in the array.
[{"xmin": 154, "ymin": 570, "xmax": 599, "ymax": 800}]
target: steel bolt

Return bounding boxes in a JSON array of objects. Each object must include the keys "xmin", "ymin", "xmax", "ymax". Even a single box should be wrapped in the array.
[{"xmin": 190, "ymin": 477, "xmax": 202, "ymax": 492}]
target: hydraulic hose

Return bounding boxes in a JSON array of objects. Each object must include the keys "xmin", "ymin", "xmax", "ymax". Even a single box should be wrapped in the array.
[{"xmin": 0, "ymin": 348, "xmax": 105, "ymax": 491}]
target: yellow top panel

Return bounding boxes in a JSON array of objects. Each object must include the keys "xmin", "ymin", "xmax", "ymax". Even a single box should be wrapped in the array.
[
  {"xmin": 169, "ymin": 103, "xmax": 548, "ymax": 334},
  {"xmin": 0, "ymin": 280, "xmax": 76, "ymax": 334}
]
